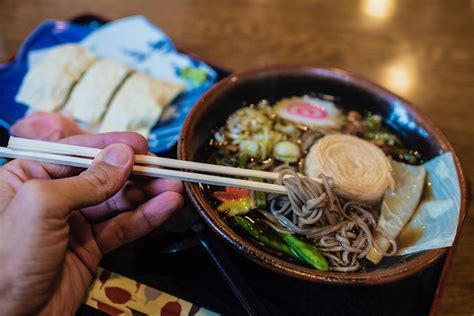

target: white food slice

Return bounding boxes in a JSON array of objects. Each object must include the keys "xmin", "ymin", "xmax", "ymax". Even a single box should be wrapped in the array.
[
  {"xmin": 15, "ymin": 44, "xmax": 96, "ymax": 112},
  {"xmin": 274, "ymin": 96, "xmax": 343, "ymax": 129},
  {"xmin": 305, "ymin": 134, "xmax": 393, "ymax": 202},
  {"xmin": 98, "ymin": 72, "xmax": 184, "ymax": 138},
  {"xmin": 64, "ymin": 59, "xmax": 132, "ymax": 125},
  {"xmin": 366, "ymin": 160, "xmax": 426, "ymax": 264}
]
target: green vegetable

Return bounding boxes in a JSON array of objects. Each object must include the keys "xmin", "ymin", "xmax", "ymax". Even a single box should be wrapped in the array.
[
  {"xmin": 275, "ymin": 123, "xmax": 297, "ymax": 135},
  {"xmin": 360, "ymin": 115, "xmax": 421, "ymax": 164},
  {"xmin": 254, "ymin": 131, "xmax": 279, "ymax": 159},
  {"xmin": 364, "ymin": 113, "xmax": 382, "ymax": 129},
  {"xmin": 281, "ymin": 234, "xmax": 328, "ymax": 271},
  {"xmin": 239, "ymin": 140, "xmax": 260, "ymax": 158},
  {"xmin": 238, "ymin": 154, "xmax": 249, "ymax": 168},
  {"xmin": 389, "ymin": 147, "xmax": 421, "ymax": 164},
  {"xmin": 181, "ymin": 67, "xmax": 207, "ymax": 86},
  {"xmin": 234, "ymin": 216, "xmax": 295, "ymax": 258},
  {"xmin": 400, "ymin": 152, "xmax": 419, "ymax": 164},
  {"xmin": 273, "ymin": 141, "xmax": 301, "ymax": 163},
  {"xmin": 363, "ymin": 131, "xmax": 401, "ymax": 146},
  {"xmin": 248, "ymin": 173, "xmax": 267, "ymax": 209},
  {"xmin": 255, "ymin": 191, "xmax": 266, "ymax": 208}
]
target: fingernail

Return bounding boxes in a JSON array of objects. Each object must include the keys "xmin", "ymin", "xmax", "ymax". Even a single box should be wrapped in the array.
[{"xmin": 102, "ymin": 144, "xmax": 131, "ymax": 167}]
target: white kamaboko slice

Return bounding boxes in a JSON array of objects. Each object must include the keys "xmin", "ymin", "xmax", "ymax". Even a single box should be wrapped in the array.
[
  {"xmin": 64, "ymin": 59, "xmax": 132, "ymax": 125},
  {"xmin": 305, "ymin": 134, "xmax": 393, "ymax": 202},
  {"xmin": 274, "ymin": 96, "xmax": 343, "ymax": 129},
  {"xmin": 366, "ymin": 160, "xmax": 426, "ymax": 264},
  {"xmin": 98, "ymin": 72, "xmax": 184, "ymax": 138},
  {"xmin": 15, "ymin": 44, "xmax": 96, "ymax": 112}
]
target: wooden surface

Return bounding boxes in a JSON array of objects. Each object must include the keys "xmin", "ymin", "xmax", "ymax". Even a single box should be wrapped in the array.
[{"xmin": 0, "ymin": 0, "xmax": 472, "ymax": 314}]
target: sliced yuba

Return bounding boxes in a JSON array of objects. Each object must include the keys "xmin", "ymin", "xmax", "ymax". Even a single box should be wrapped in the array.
[
  {"xmin": 305, "ymin": 134, "xmax": 393, "ymax": 202},
  {"xmin": 64, "ymin": 59, "xmax": 131, "ymax": 125},
  {"xmin": 366, "ymin": 160, "xmax": 426, "ymax": 264},
  {"xmin": 98, "ymin": 72, "xmax": 184, "ymax": 137},
  {"xmin": 15, "ymin": 44, "xmax": 96, "ymax": 111}
]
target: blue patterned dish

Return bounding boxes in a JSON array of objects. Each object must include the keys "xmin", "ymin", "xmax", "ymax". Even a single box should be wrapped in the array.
[{"xmin": 0, "ymin": 16, "xmax": 225, "ymax": 153}]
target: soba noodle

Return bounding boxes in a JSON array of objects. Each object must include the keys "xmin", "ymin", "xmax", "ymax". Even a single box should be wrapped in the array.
[
  {"xmin": 208, "ymin": 97, "xmax": 421, "ymax": 272},
  {"xmin": 267, "ymin": 168, "xmax": 397, "ymax": 272}
]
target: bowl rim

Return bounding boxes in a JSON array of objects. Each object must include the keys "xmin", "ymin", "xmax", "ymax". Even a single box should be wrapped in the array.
[{"xmin": 178, "ymin": 65, "xmax": 468, "ymax": 285}]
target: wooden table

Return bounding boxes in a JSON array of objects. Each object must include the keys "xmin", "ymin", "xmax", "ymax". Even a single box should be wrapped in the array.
[{"xmin": 0, "ymin": 0, "xmax": 472, "ymax": 314}]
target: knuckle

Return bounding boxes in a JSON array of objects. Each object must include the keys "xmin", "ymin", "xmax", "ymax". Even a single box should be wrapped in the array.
[
  {"xmin": 139, "ymin": 209, "xmax": 154, "ymax": 231},
  {"xmin": 81, "ymin": 167, "xmax": 113, "ymax": 197},
  {"xmin": 105, "ymin": 196, "xmax": 121, "ymax": 212},
  {"xmin": 111, "ymin": 220, "xmax": 129, "ymax": 245},
  {"xmin": 83, "ymin": 167, "xmax": 110, "ymax": 187}
]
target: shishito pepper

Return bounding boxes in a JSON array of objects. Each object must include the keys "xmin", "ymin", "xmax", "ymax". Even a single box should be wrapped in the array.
[
  {"xmin": 281, "ymin": 234, "xmax": 328, "ymax": 271},
  {"xmin": 234, "ymin": 217, "xmax": 329, "ymax": 271},
  {"xmin": 234, "ymin": 216, "xmax": 295, "ymax": 258}
]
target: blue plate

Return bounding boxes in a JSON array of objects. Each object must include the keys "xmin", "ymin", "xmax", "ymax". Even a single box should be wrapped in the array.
[{"xmin": 0, "ymin": 16, "xmax": 229, "ymax": 153}]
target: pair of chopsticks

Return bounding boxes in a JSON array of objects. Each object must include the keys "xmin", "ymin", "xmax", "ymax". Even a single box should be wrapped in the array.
[{"xmin": 0, "ymin": 137, "xmax": 290, "ymax": 194}]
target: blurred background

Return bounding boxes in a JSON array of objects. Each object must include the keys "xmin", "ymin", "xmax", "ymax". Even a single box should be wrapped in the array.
[{"xmin": 0, "ymin": 1, "xmax": 472, "ymax": 315}]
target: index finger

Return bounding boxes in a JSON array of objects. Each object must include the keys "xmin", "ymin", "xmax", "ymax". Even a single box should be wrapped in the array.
[
  {"xmin": 42, "ymin": 132, "xmax": 149, "ymax": 178},
  {"xmin": 61, "ymin": 132, "xmax": 149, "ymax": 154}
]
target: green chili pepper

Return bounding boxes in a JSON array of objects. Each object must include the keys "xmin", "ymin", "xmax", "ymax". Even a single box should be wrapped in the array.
[
  {"xmin": 234, "ymin": 216, "xmax": 295, "ymax": 258},
  {"xmin": 281, "ymin": 234, "xmax": 329, "ymax": 271}
]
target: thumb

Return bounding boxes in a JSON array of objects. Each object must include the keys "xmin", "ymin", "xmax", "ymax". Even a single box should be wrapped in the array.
[{"xmin": 48, "ymin": 143, "xmax": 135, "ymax": 213}]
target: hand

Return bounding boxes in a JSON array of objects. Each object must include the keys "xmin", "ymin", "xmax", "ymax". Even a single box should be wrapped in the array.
[
  {"xmin": 0, "ymin": 132, "xmax": 184, "ymax": 315},
  {"xmin": 11, "ymin": 112, "xmax": 87, "ymax": 141}
]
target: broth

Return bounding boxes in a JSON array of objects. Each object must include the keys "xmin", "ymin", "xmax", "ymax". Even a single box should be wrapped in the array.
[{"xmin": 200, "ymin": 95, "xmax": 422, "ymax": 272}]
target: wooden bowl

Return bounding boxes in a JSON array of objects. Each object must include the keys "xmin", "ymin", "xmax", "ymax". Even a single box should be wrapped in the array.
[{"xmin": 178, "ymin": 66, "xmax": 468, "ymax": 285}]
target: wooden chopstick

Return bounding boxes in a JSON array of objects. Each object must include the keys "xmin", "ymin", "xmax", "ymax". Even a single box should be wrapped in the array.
[
  {"xmin": 8, "ymin": 137, "xmax": 283, "ymax": 181},
  {"xmin": 0, "ymin": 147, "xmax": 287, "ymax": 194}
]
